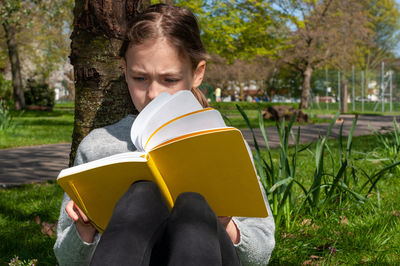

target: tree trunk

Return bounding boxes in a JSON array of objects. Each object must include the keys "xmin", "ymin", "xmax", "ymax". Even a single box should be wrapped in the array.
[
  {"xmin": 3, "ymin": 22, "xmax": 25, "ymax": 110},
  {"xmin": 69, "ymin": 0, "xmax": 149, "ymax": 166},
  {"xmin": 299, "ymin": 65, "xmax": 313, "ymax": 109},
  {"xmin": 341, "ymin": 76, "xmax": 348, "ymax": 113}
]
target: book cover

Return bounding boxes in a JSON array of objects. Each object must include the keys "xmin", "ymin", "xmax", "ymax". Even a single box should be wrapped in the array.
[{"xmin": 57, "ymin": 91, "xmax": 268, "ymax": 232}]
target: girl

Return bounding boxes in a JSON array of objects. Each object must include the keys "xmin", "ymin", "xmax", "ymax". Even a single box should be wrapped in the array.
[{"xmin": 54, "ymin": 4, "xmax": 275, "ymax": 265}]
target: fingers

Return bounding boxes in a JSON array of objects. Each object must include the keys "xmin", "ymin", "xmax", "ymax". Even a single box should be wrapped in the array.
[
  {"xmin": 66, "ymin": 200, "xmax": 79, "ymax": 221},
  {"xmin": 65, "ymin": 200, "xmax": 90, "ymax": 224},
  {"xmin": 74, "ymin": 204, "xmax": 90, "ymax": 224}
]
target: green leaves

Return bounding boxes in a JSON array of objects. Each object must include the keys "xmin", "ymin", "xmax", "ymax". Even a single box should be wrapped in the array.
[
  {"xmin": 236, "ymin": 109, "xmax": 400, "ymax": 230},
  {"xmin": 177, "ymin": 0, "xmax": 288, "ymax": 62}
]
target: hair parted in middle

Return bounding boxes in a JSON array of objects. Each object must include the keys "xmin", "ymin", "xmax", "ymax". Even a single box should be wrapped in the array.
[
  {"xmin": 119, "ymin": 3, "xmax": 209, "ymax": 71},
  {"xmin": 120, "ymin": 3, "xmax": 210, "ymax": 107}
]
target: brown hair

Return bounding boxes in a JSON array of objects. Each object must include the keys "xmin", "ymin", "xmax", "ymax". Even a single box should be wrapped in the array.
[{"xmin": 120, "ymin": 3, "xmax": 209, "ymax": 107}]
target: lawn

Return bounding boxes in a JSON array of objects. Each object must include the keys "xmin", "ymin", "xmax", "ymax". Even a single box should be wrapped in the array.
[
  {"xmin": 0, "ymin": 102, "xmax": 333, "ymax": 149},
  {"xmin": 268, "ymin": 134, "xmax": 400, "ymax": 264},
  {"xmin": 0, "ymin": 181, "xmax": 63, "ymax": 265},
  {"xmin": 307, "ymin": 102, "xmax": 400, "ymax": 116},
  {"xmin": 220, "ymin": 108, "xmax": 331, "ymax": 128},
  {"xmin": 0, "ymin": 103, "xmax": 74, "ymax": 149},
  {"xmin": 1, "ymin": 133, "xmax": 400, "ymax": 264}
]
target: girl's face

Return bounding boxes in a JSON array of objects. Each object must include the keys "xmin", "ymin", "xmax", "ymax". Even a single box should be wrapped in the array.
[{"xmin": 123, "ymin": 39, "xmax": 206, "ymax": 112}]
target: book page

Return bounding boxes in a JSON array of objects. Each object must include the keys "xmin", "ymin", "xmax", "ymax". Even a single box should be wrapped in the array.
[
  {"xmin": 130, "ymin": 92, "xmax": 172, "ymax": 151},
  {"xmin": 145, "ymin": 108, "xmax": 226, "ymax": 151},
  {"xmin": 57, "ymin": 151, "xmax": 146, "ymax": 178},
  {"xmin": 131, "ymin": 90, "xmax": 203, "ymax": 151}
]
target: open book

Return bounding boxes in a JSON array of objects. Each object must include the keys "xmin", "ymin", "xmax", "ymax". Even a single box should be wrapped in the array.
[{"xmin": 57, "ymin": 91, "xmax": 268, "ymax": 233}]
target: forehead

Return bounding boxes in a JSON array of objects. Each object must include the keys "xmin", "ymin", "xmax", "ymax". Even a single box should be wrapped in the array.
[{"xmin": 125, "ymin": 39, "xmax": 191, "ymax": 73}]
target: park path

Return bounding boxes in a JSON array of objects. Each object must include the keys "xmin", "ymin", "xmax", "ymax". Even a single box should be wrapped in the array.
[{"xmin": 0, "ymin": 115, "xmax": 397, "ymax": 186}]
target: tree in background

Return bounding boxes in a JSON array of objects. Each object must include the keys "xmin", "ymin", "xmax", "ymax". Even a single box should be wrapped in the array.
[
  {"xmin": 1, "ymin": 0, "xmax": 27, "ymax": 109},
  {"xmin": 176, "ymin": 0, "xmax": 288, "ymax": 101},
  {"xmin": 353, "ymin": 0, "xmax": 400, "ymax": 98},
  {"xmin": 275, "ymin": 0, "xmax": 371, "ymax": 109},
  {"xmin": 360, "ymin": 0, "xmax": 400, "ymax": 69},
  {"xmin": 0, "ymin": 0, "xmax": 73, "ymax": 110},
  {"xmin": 328, "ymin": 1, "xmax": 371, "ymax": 113}
]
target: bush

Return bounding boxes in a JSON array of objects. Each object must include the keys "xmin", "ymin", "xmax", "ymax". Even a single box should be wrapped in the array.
[
  {"xmin": 24, "ymin": 79, "xmax": 55, "ymax": 109},
  {"xmin": 0, "ymin": 74, "xmax": 13, "ymax": 107},
  {"xmin": 0, "ymin": 99, "xmax": 13, "ymax": 132}
]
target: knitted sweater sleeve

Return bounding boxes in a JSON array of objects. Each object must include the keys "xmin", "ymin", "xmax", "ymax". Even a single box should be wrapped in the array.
[
  {"xmin": 232, "ymin": 179, "xmax": 275, "ymax": 266},
  {"xmin": 53, "ymin": 143, "xmax": 101, "ymax": 266}
]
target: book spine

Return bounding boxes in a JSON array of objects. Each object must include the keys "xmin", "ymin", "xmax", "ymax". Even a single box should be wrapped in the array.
[{"xmin": 146, "ymin": 154, "xmax": 174, "ymax": 209}]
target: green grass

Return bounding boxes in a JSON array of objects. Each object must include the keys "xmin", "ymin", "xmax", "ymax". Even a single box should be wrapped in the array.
[
  {"xmin": 266, "ymin": 133, "xmax": 400, "ymax": 264},
  {"xmin": 0, "ymin": 103, "xmax": 74, "ymax": 149},
  {"xmin": 308, "ymin": 102, "xmax": 400, "ymax": 116},
  {"xmin": 1, "ymin": 134, "xmax": 400, "ymax": 264},
  {"xmin": 1, "ymin": 102, "xmax": 333, "ymax": 148},
  {"xmin": 0, "ymin": 181, "xmax": 63, "ymax": 265},
  {"xmin": 221, "ymin": 109, "xmax": 331, "ymax": 128},
  {"xmin": 54, "ymin": 101, "xmax": 75, "ymax": 109}
]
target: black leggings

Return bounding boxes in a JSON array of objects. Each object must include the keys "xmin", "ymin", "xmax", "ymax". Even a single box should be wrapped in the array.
[{"xmin": 90, "ymin": 181, "xmax": 242, "ymax": 266}]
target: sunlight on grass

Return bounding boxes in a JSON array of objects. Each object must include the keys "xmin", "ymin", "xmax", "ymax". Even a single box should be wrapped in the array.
[{"xmin": 0, "ymin": 104, "xmax": 74, "ymax": 149}]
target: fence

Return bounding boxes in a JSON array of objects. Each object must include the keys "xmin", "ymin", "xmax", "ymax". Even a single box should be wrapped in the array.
[{"xmin": 310, "ymin": 62, "xmax": 400, "ymax": 113}]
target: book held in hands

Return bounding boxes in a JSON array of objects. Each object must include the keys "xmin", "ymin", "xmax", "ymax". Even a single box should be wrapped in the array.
[{"xmin": 57, "ymin": 90, "xmax": 268, "ymax": 233}]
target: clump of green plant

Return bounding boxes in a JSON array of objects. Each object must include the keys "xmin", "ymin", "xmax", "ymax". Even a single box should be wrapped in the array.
[
  {"xmin": 371, "ymin": 119, "xmax": 400, "ymax": 169},
  {"xmin": 237, "ymin": 105, "xmax": 400, "ymax": 230},
  {"xmin": 24, "ymin": 79, "xmax": 55, "ymax": 110},
  {"xmin": 8, "ymin": 256, "xmax": 37, "ymax": 266},
  {"xmin": 0, "ymin": 99, "xmax": 14, "ymax": 132},
  {"xmin": 0, "ymin": 74, "xmax": 13, "ymax": 107}
]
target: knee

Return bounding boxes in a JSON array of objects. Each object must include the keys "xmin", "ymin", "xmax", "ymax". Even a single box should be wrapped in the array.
[
  {"xmin": 113, "ymin": 180, "xmax": 167, "ymax": 216},
  {"xmin": 171, "ymin": 192, "xmax": 217, "ymax": 224}
]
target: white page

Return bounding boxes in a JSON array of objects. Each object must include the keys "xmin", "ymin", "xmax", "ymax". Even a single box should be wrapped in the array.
[
  {"xmin": 130, "ymin": 92, "xmax": 172, "ymax": 151},
  {"xmin": 145, "ymin": 109, "xmax": 226, "ymax": 151},
  {"xmin": 57, "ymin": 151, "xmax": 146, "ymax": 178},
  {"xmin": 131, "ymin": 90, "xmax": 203, "ymax": 151}
]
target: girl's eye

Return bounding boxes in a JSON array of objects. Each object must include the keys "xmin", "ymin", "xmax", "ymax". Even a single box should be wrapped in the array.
[
  {"xmin": 166, "ymin": 78, "xmax": 179, "ymax": 83},
  {"xmin": 133, "ymin": 77, "xmax": 146, "ymax": 82}
]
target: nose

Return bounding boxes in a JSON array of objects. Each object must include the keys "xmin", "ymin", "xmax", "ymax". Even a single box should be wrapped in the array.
[{"xmin": 147, "ymin": 81, "xmax": 163, "ymax": 100}]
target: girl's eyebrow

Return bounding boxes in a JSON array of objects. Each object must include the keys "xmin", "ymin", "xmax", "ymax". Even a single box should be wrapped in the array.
[
  {"xmin": 130, "ymin": 68, "xmax": 147, "ymax": 75},
  {"xmin": 159, "ymin": 71, "xmax": 183, "ymax": 76},
  {"xmin": 130, "ymin": 69, "xmax": 183, "ymax": 76}
]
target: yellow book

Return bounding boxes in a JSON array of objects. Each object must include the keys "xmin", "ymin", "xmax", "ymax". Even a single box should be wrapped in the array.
[{"xmin": 57, "ymin": 91, "xmax": 268, "ymax": 233}]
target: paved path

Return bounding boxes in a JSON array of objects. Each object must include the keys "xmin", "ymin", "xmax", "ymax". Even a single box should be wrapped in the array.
[{"xmin": 0, "ymin": 115, "xmax": 397, "ymax": 186}]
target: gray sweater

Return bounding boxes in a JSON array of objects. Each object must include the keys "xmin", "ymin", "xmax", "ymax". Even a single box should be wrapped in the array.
[{"xmin": 54, "ymin": 115, "xmax": 275, "ymax": 265}]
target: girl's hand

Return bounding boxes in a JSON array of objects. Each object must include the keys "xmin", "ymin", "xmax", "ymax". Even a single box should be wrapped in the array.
[
  {"xmin": 218, "ymin": 216, "xmax": 240, "ymax": 244},
  {"xmin": 65, "ymin": 200, "xmax": 96, "ymax": 243}
]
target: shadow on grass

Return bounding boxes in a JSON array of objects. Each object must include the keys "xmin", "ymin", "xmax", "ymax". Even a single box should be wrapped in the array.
[
  {"xmin": 17, "ymin": 119, "xmax": 73, "ymax": 126},
  {"xmin": 11, "ymin": 109, "xmax": 74, "ymax": 118},
  {"xmin": 0, "ymin": 222, "xmax": 57, "ymax": 265},
  {"xmin": 0, "ymin": 183, "xmax": 62, "ymax": 264}
]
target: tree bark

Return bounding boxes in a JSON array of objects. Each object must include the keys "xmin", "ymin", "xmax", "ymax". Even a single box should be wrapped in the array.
[
  {"xmin": 299, "ymin": 65, "xmax": 313, "ymax": 109},
  {"xmin": 340, "ymin": 76, "xmax": 348, "ymax": 113},
  {"xmin": 69, "ymin": 0, "xmax": 149, "ymax": 166},
  {"xmin": 3, "ymin": 22, "xmax": 25, "ymax": 110}
]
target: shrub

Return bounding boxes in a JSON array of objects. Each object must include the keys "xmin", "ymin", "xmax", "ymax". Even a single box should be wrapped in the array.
[
  {"xmin": 24, "ymin": 79, "xmax": 55, "ymax": 109},
  {"xmin": 0, "ymin": 99, "xmax": 13, "ymax": 132},
  {"xmin": 0, "ymin": 74, "xmax": 13, "ymax": 106}
]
